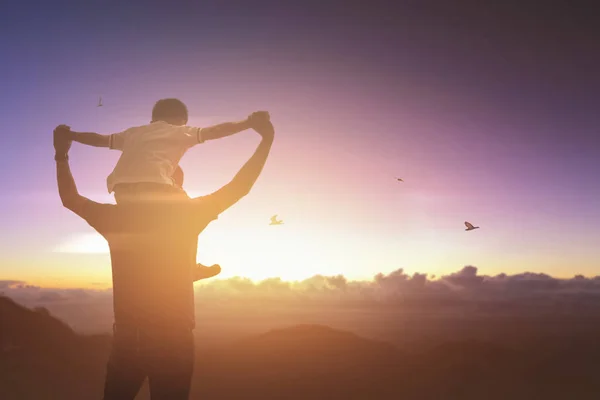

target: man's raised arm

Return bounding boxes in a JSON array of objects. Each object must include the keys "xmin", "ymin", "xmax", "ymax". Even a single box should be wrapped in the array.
[
  {"xmin": 54, "ymin": 125, "xmax": 114, "ymax": 232},
  {"xmin": 193, "ymin": 119, "xmax": 274, "ymax": 215},
  {"xmin": 54, "ymin": 125, "xmax": 90, "ymax": 216}
]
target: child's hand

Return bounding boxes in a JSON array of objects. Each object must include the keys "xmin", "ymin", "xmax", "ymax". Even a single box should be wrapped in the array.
[
  {"xmin": 248, "ymin": 111, "xmax": 270, "ymax": 129},
  {"xmin": 53, "ymin": 125, "xmax": 72, "ymax": 154},
  {"xmin": 55, "ymin": 124, "xmax": 73, "ymax": 139}
]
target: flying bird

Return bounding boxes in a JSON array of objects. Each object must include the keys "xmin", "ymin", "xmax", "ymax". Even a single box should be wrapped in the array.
[
  {"xmin": 97, "ymin": 96, "xmax": 103, "ymax": 107},
  {"xmin": 464, "ymin": 221, "xmax": 480, "ymax": 231},
  {"xmin": 269, "ymin": 215, "xmax": 284, "ymax": 225},
  {"xmin": 395, "ymin": 177, "xmax": 404, "ymax": 182}
]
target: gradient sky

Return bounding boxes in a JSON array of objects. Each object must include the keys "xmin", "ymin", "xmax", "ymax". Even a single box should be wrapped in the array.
[{"xmin": 1, "ymin": 1, "xmax": 599, "ymax": 287}]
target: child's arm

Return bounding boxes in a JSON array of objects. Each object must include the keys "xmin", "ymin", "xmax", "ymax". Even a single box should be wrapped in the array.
[
  {"xmin": 200, "ymin": 111, "xmax": 269, "ymax": 141},
  {"xmin": 201, "ymin": 119, "xmax": 252, "ymax": 141},
  {"xmin": 69, "ymin": 129, "xmax": 125, "ymax": 150},
  {"xmin": 69, "ymin": 131, "xmax": 110, "ymax": 147}
]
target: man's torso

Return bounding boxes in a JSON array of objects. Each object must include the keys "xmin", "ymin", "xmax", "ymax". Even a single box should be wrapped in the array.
[{"xmin": 87, "ymin": 200, "xmax": 214, "ymax": 329}]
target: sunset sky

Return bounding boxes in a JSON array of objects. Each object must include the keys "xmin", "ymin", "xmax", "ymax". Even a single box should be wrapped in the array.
[{"xmin": 1, "ymin": 2, "xmax": 599, "ymax": 288}]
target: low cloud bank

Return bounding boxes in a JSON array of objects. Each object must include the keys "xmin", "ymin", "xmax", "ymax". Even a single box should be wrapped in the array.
[
  {"xmin": 4, "ymin": 267, "xmax": 600, "ymax": 311},
  {"xmin": 0, "ymin": 281, "xmax": 112, "ymax": 304},
  {"xmin": 193, "ymin": 266, "xmax": 600, "ymax": 311}
]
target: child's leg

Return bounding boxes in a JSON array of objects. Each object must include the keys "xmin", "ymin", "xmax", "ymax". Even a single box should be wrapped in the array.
[{"xmin": 193, "ymin": 264, "xmax": 221, "ymax": 282}]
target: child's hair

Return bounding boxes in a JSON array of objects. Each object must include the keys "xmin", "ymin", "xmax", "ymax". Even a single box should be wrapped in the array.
[{"xmin": 151, "ymin": 98, "xmax": 188, "ymax": 124}]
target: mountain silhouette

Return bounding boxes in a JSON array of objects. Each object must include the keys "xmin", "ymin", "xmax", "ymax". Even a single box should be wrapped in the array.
[
  {"xmin": 196, "ymin": 324, "xmax": 412, "ymax": 399},
  {"xmin": 0, "ymin": 296, "xmax": 110, "ymax": 399},
  {"xmin": 2, "ymin": 296, "xmax": 600, "ymax": 399},
  {"xmin": 1, "ymin": 296, "xmax": 76, "ymax": 350},
  {"xmin": 230, "ymin": 324, "xmax": 401, "ymax": 360}
]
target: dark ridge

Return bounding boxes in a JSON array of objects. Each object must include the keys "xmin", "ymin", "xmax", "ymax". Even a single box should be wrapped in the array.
[{"xmin": 3, "ymin": 296, "xmax": 600, "ymax": 399}]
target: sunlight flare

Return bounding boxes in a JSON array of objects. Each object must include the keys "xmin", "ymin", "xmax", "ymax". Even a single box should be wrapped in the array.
[{"xmin": 54, "ymin": 233, "xmax": 110, "ymax": 254}]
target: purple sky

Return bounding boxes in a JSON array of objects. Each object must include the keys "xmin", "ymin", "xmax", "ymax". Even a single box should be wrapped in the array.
[{"xmin": 1, "ymin": 1, "xmax": 599, "ymax": 287}]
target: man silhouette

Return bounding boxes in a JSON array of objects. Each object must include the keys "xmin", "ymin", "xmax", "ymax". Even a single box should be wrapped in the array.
[{"xmin": 53, "ymin": 117, "xmax": 274, "ymax": 399}]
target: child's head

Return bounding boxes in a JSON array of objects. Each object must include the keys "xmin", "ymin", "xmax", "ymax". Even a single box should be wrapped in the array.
[{"xmin": 151, "ymin": 98, "xmax": 188, "ymax": 125}]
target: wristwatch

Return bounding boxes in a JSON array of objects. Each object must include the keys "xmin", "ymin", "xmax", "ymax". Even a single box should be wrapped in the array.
[{"xmin": 54, "ymin": 153, "xmax": 69, "ymax": 161}]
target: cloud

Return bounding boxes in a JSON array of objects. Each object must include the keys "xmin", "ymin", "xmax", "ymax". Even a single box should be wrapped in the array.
[
  {"xmin": 192, "ymin": 266, "xmax": 600, "ymax": 311},
  {"xmin": 2, "ymin": 284, "xmax": 111, "ymax": 305},
  {"xmin": 442, "ymin": 266, "xmax": 484, "ymax": 289},
  {"xmin": 0, "ymin": 280, "xmax": 25, "ymax": 289},
  {"xmin": 5, "ymin": 266, "xmax": 600, "ymax": 314},
  {"xmin": 4, "ymin": 266, "xmax": 600, "ymax": 335}
]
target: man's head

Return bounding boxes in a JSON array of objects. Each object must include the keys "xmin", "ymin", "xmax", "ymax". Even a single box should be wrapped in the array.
[{"xmin": 151, "ymin": 98, "xmax": 188, "ymax": 125}]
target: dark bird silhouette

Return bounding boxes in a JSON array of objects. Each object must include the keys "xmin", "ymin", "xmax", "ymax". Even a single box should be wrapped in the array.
[
  {"xmin": 395, "ymin": 177, "xmax": 404, "ymax": 182},
  {"xmin": 464, "ymin": 221, "xmax": 480, "ymax": 231},
  {"xmin": 270, "ymin": 215, "xmax": 283, "ymax": 225},
  {"xmin": 97, "ymin": 96, "xmax": 103, "ymax": 107}
]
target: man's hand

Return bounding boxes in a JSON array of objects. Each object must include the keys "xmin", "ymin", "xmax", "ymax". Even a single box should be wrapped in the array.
[
  {"xmin": 53, "ymin": 125, "xmax": 72, "ymax": 156},
  {"xmin": 254, "ymin": 119, "xmax": 275, "ymax": 141},
  {"xmin": 247, "ymin": 111, "xmax": 270, "ymax": 129},
  {"xmin": 55, "ymin": 123, "xmax": 90, "ymax": 216}
]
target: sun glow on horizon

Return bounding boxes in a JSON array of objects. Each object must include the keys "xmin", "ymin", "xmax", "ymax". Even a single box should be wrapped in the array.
[{"xmin": 52, "ymin": 224, "xmax": 365, "ymax": 282}]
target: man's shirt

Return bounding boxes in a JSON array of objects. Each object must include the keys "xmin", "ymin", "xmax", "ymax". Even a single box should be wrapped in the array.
[{"xmin": 78, "ymin": 197, "xmax": 218, "ymax": 329}]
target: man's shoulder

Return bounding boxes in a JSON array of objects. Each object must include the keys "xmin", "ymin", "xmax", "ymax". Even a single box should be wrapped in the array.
[
  {"xmin": 83, "ymin": 198, "xmax": 218, "ymax": 235},
  {"xmin": 189, "ymin": 195, "xmax": 221, "ymax": 220},
  {"xmin": 83, "ymin": 199, "xmax": 117, "ymax": 214},
  {"xmin": 128, "ymin": 200, "xmax": 218, "ymax": 233},
  {"xmin": 170, "ymin": 198, "xmax": 219, "ymax": 221},
  {"xmin": 78, "ymin": 200, "xmax": 119, "ymax": 233}
]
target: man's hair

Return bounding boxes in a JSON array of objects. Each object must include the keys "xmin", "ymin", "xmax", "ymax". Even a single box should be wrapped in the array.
[{"xmin": 151, "ymin": 98, "xmax": 188, "ymax": 123}]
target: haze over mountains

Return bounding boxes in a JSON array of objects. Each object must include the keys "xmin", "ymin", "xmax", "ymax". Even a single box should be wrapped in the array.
[
  {"xmin": 2, "ymin": 287, "xmax": 600, "ymax": 399},
  {"xmin": 3, "ymin": 266, "xmax": 600, "ymax": 340}
]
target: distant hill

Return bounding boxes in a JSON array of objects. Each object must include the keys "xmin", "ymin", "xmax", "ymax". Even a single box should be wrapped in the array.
[
  {"xmin": 0, "ymin": 296, "xmax": 111, "ymax": 399},
  {"xmin": 229, "ymin": 324, "xmax": 402, "ymax": 362},
  {"xmin": 1, "ymin": 296, "xmax": 75, "ymax": 351},
  {"xmin": 2, "ymin": 295, "xmax": 600, "ymax": 399},
  {"xmin": 196, "ymin": 324, "xmax": 413, "ymax": 399}
]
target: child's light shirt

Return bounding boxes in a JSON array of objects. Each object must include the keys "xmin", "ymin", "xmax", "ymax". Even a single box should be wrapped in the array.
[{"xmin": 106, "ymin": 121, "xmax": 204, "ymax": 193}]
